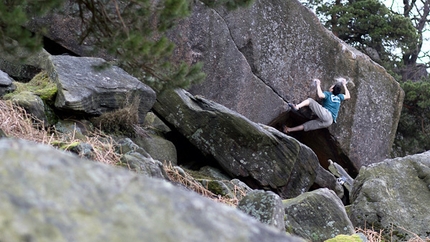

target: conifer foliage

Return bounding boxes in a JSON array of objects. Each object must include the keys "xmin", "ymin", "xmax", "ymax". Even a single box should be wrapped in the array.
[
  {"xmin": 393, "ymin": 80, "xmax": 430, "ymax": 157},
  {"xmin": 0, "ymin": 0, "xmax": 63, "ymax": 55},
  {"xmin": 74, "ymin": 0, "xmax": 200, "ymax": 92},
  {"xmin": 0, "ymin": 0, "xmax": 253, "ymax": 91},
  {"xmin": 304, "ymin": 0, "xmax": 418, "ymax": 72}
]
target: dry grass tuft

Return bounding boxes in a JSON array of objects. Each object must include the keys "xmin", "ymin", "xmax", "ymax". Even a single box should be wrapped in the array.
[
  {"xmin": 164, "ymin": 163, "xmax": 218, "ymax": 197},
  {"xmin": 0, "ymin": 100, "xmax": 120, "ymax": 165},
  {"xmin": 0, "ymin": 100, "xmax": 48, "ymax": 143},
  {"xmin": 84, "ymin": 134, "xmax": 121, "ymax": 165},
  {"xmin": 355, "ymin": 227, "xmax": 384, "ymax": 242},
  {"xmin": 90, "ymin": 95, "xmax": 140, "ymax": 136},
  {"xmin": 356, "ymin": 226, "xmax": 430, "ymax": 242},
  {"xmin": 163, "ymin": 163, "xmax": 244, "ymax": 207}
]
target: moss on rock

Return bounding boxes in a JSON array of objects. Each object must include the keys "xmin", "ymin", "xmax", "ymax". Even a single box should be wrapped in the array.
[
  {"xmin": 324, "ymin": 234, "xmax": 364, "ymax": 242},
  {"xmin": 3, "ymin": 71, "xmax": 57, "ymax": 103}
]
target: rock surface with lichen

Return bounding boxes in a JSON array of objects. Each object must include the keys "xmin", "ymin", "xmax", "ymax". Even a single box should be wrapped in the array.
[
  {"xmin": 45, "ymin": 55, "xmax": 156, "ymax": 123},
  {"xmin": 349, "ymin": 151, "xmax": 430, "ymax": 241},
  {"xmin": 237, "ymin": 190, "xmax": 285, "ymax": 231},
  {"xmin": 283, "ymin": 188, "xmax": 355, "ymax": 241},
  {"xmin": 153, "ymin": 89, "xmax": 334, "ymax": 199},
  {"xmin": 168, "ymin": 0, "xmax": 403, "ymax": 171},
  {"xmin": 0, "ymin": 138, "xmax": 305, "ymax": 242}
]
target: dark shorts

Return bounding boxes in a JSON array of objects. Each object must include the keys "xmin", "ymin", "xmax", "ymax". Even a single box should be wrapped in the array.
[{"xmin": 302, "ymin": 98, "xmax": 333, "ymax": 131}]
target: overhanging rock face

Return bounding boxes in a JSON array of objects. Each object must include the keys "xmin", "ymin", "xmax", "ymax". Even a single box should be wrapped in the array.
[
  {"xmin": 153, "ymin": 89, "xmax": 323, "ymax": 199},
  {"xmin": 25, "ymin": 0, "xmax": 404, "ymax": 170},
  {"xmin": 168, "ymin": 0, "xmax": 404, "ymax": 169}
]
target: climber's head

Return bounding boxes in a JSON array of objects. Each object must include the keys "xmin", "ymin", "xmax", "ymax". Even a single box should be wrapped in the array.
[{"xmin": 332, "ymin": 83, "xmax": 342, "ymax": 96}]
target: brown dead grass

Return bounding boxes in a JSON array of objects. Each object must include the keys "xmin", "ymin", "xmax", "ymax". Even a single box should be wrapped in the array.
[
  {"xmin": 0, "ymin": 100, "xmax": 49, "ymax": 142},
  {"xmin": 355, "ymin": 227, "xmax": 384, "ymax": 242},
  {"xmin": 356, "ymin": 226, "xmax": 430, "ymax": 242},
  {"xmin": 164, "ymin": 163, "xmax": 218, "ymax": 197},
  {"xmin": 163, "ymin": 163, "xmax": 243, "ymax": 207},
  {"xmin": 0, "ymin": 100, "xmax": 120, "ymax": 165},
  {"xmin": 90, "ymin": 95, "xmax": 140, "ymax": 136}
]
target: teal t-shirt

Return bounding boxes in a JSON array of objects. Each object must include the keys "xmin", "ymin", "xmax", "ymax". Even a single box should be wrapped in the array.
[{"xmin": 322, "ymin": 91, "xmax": 345, "ymax": 123}]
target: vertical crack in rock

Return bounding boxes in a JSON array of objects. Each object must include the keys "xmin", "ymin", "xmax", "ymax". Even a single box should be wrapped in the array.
[{"xmin": 211, "ymin": 6, "xmax": 289, "ymax": 104}]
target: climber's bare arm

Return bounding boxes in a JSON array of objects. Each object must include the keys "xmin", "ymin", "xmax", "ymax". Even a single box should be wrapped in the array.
[
  {"xmin": 314, "ymin": 79, "xmax": 325, "ymax": 99},
  {"xmin": 342, "ymin": 79, "xmax": 351, "ymax": 100}
]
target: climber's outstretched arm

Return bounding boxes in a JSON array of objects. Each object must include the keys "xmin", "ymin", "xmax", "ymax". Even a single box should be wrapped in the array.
[
  {"xmin": 314, "ymin": 79, "xmax": 325, "ymax": 99},
  {"xmin": 343, "ymin": 80, "xmax": 351, "ymax": 100}
]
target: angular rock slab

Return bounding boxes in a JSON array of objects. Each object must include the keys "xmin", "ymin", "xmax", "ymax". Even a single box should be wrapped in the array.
[
  {"xmin": 349, "ymin": 151, "xmax": 430, "ymax": 240},
  {"xmin": 153, "ymin": 89, "xmax": 322, "ymax": 199},
  {"xmin": 283, "ymin": 188, "xmax": 355, "ymax": 242},
  {"xmin": 46, "ymin": 55, "xmax": 156, "ymax": 123},
  {"xmin": 0, "ymin": 138, "xmax": 304, "ymax": 242}
]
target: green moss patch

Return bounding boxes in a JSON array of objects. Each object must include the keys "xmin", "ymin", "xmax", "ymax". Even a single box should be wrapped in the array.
[
  {"xmin": 4, "ymin": 71, "xmax": 57, "ymax": 102},
  {"xmin": 324, "ymin": 234, "xmax": 363, "ymax": 242}
]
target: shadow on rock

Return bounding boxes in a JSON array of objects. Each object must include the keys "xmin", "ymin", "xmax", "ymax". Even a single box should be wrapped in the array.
[{"xmin": 268, "ymin": 110, "xmax": 358, "ymax": 179}]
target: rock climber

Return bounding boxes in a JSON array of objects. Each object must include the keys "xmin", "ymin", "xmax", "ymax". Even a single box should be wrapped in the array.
[{"xmin": 283, "ymin": 77, "xmax": 351, "ymax": 133}]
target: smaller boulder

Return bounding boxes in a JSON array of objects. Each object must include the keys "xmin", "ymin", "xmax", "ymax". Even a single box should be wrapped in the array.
[
  {"xmin": 54, "ymin": 119, "xmax": 94, "ymax": 139},
  {"xmin": 116, "ymin": 138, "xmax": 151, "ymax": 158},
  {"xmin": 314, "ymin": 164, "xmax": 344, "ymax": 200},
  {"xmin": 191, "ymin": 166, "xmax": 252, "ymax": 199},
  {"xmin": 144, "ymin": 111, "xmax": 171, "ymax": 133},
  {"xmin": 68, "ymin": 142, "xmax": 95, "ymax": 160},
  {"xmin": 349, "ymin": 151, "xmax": 430, "ymax": 240},
  {"xmin": 0, "ymin": 70, "xmax": 16, "ymax": 96},
  {"xmin": 238, "ymin": 190, "xmax": 285, "ymax": 231},
  {"xmin": 9, "ymin": 91, "xmax": 48, "ymax": 126},
  {"xmin": 120, "ymin": 152, "xmax": 169, "ymax": 180},
  {"xmin": 328, "ymin": 159, "xmax": 354, "ymax": 193},
  {"xmin": 198, "ymin": 166, "xmax": 232, "ymax": 181},
  {"xmin": 132, "ymin": 133, "xmax": 177, "ymax": 166},
  {"xmin": 230, "ymin": 179, "xmax": 254, "ymax": 200},
  {"xmin": 283, "ymin": 188, "xmax": 355, "ymax": 242}
]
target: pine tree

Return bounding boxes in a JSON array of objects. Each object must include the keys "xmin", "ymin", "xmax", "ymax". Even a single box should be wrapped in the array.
[
  {"xmin": 393, "ymin": 80, "xmax": 430, "ymax": 156},
  {"xmin": 0, "ymin": 0, "xmax": 63, "ymax": 55},
  {"xmin": 0, "ymin": 0, "xmax": 254, "ymax": 91},
  {"xmin": 303, "ymin": 0, "xmax": 418, "ymax": 76}
]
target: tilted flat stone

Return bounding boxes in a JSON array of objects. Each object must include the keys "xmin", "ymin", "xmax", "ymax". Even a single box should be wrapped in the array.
[
  {"xmin": 132, "ymin": 134, "xmax": 178, "ymax": 166},
  {"xmin": 153, "ymin": 89, "xmax": 324, "ymax": 199},
  {"xmin": 120, "ymin": 152, "xmax": 169, "ymax": 179},
  {"xmin": 46, "ymin": 55, "xmax": 156, "ymax": 123},
  {"xmin": 0, "ymin": 138, "xmax": 305, "ymax": 242}
]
